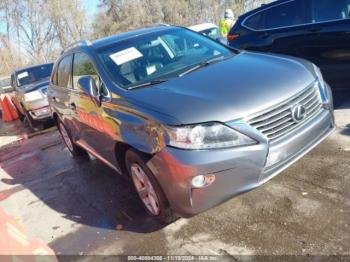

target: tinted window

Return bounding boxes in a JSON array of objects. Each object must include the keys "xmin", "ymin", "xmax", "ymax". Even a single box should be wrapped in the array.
[
  {"xmin": 312, "ymin": 0, "xmax": 350, "ymax": 23},
  {"xmin": 73, "ymin": 53, "xmax": 100, "ymax": 90},
  {"xmin": 97, "ymin": 28, "xmax": 233, "ymax": 89},
  {"xmin": 57, "ymin": 55, "xmax": 72, "ymax": 88},
  {"xmin": 245, "ymin": 0, "xmax": 311, "ymax": 30},
  {"xmin": 16, "ymin": 64, "xmax": 53, "ymax": 87}
]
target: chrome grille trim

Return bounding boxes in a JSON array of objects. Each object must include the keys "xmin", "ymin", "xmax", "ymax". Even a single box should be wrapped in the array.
[{"xmin": 247, "ymin": 82, "xmax": 323, "ymax": 141}]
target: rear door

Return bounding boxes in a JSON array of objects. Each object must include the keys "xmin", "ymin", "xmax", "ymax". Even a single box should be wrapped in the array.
[
  {"xmin": 308, "ymin": 0, "xmax": 350, "ymax": 89},
  {"xmin": 241, "ymin": 0, "xmax": 350, "ymax": 90},
  {"xmin": 48, "ymin": 54, "xmax": 75, "ymax": 135}
]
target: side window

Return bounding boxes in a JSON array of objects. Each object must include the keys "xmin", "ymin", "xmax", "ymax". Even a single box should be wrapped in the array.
[
  {"xmin": 73, "ymin": 53, "xmax": 101, "ymax": 90},
  {"xmin": 244, "ymin": 0, "xmax": 311, "ymax": 30},
  {"xmin": 57, "ymin": 55, "xmax": 73, "ymax": 88},
  {"xmin": 312, "ymin": 0, "xmax": 350, "ymax": 23}
]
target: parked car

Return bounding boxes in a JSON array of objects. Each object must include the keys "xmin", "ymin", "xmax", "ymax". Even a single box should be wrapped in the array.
[
  {"xmin": 228, "ymin": 0, "xmax": 350, "ymax": 91},
  {"xmin": 188, "ymin": 23, "xmax": 227, "ymax": 44},
  {"xmin": 48, "ymin": 25, "xmax": 335, "ymax": 223},
  {"xmin": 11, "ymin": 63, "xmax": 54, "ymax": 130}
]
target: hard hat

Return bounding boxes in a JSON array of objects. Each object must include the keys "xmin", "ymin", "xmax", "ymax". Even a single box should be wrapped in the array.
[{"xmin": 224, "ymin": 9, "xmax": 234, "ymax": 19}]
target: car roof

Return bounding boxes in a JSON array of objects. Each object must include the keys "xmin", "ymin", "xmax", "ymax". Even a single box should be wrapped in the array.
[
  {"xmin": 14, "ymin": 62, "xmax": 54, "ymax": 74},
  {"xmin": 188, "ymin": 23, "xmax": 218, "ymax": 32},
  {"xmin": 91, "ymin": 25, "xmax": 176, "ymax": 50}
]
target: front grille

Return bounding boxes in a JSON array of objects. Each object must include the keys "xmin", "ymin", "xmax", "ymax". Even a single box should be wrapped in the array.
[{"xmin": 247, "ymin": 82, "xmax": 323, "ymax": 141}]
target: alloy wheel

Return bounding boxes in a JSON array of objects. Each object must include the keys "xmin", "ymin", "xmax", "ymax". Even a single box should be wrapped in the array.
[{"xmin": 131, "ymin": 163, "xmax": 161, "ymax": 216}]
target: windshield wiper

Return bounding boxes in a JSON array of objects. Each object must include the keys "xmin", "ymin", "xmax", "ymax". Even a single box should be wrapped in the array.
[
  {"xmin": 178, "ymin": 55, "xmax": 227, "ymax": 77},
  {"xmin": 127, "ymin": 78, "xmax": 170, "ymax": 90}
]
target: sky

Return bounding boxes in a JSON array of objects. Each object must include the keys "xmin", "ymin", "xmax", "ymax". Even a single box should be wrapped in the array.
[
  {"xmin": 0, "ymin": 0, "xmax": 100, "ymax": 34},
  {"xmin": 84, "ymin": 0, "xmax": 100, "ymax": 17}
]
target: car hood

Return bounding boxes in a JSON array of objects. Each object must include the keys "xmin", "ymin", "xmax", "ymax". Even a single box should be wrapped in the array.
[
  {"xmin": 124, "ymin": 51, "xmax": 316, "ymax": 125},
  {"xmin": 18, "ymin": 78, "xmax": 50, "ymax": 93}
]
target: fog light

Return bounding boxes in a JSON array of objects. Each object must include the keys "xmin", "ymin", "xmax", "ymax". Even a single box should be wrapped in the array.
[{"xmin": 191, "ymin": 175, "xmax": 215, "ymax": 188}]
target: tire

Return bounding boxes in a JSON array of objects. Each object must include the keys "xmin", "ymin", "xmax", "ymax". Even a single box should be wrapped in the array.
[
  {"xmin": 125, "ymin": 149, "xmax": 178, "ymax": 224},
  {"xmin": 23, "ymin": 109, "xmax": 41, "ymax": 132},
  {"xmin": 57, "ymin": 119, "xmax": 87, "ymax": 157}
]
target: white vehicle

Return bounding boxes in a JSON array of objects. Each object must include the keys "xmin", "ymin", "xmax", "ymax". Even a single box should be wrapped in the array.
[{"xmin": 188, "ymin": 23, "xmax": 227, "ymax": 44}]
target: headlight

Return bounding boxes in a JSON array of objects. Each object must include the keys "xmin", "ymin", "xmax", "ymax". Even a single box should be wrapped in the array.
[
  {"xmin": 312, "ymin": 64, "xmax": 328, "ymax": 103},
  {"xmin": 166, "ymin": 123, "xmax": 257, "ymax": 150},
  {"xmin": 24, "ymin": 90, "xmax": 43, "ymax": 102}
]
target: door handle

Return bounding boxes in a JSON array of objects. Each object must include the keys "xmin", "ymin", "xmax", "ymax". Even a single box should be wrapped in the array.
[{"xmin": 69, "ymin": 103, "xmax": 77, "ymax": 111}]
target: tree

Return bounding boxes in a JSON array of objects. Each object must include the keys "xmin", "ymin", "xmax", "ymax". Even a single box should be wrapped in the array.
[
  {"xmin": 8, "ymin": 0, "xmax": 56, "ymax": 62},
  {"xmin": 0, "ymin": 34, "xmax": 24, "ymax": 75},
  {"xmin": 47, "ymin": 0, "xmax": 89, "ymax": 49}
]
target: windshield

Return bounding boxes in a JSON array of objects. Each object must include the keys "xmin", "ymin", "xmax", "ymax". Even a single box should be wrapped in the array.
[
  {"xmin": 97, "ymin": 28, "xmax": 234, "ymax": 89},
  {"xmin": 16, "ymin": 64, "xmax": 53, "ymax": 87}
]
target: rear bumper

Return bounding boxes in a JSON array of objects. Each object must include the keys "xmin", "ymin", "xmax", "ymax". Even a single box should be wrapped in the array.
[{"xmin": 148, "ymin": 109, "xmax": 335, "ymax": 217}]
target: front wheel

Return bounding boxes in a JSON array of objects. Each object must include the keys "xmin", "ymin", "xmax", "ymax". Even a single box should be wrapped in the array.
[
  {"xmin": 125, "ymin": 149, "xmax": 178, "ymax": 224},
  {"xmin": 57, "ymin": 119, "xmax": 87, "ymax": 157}
]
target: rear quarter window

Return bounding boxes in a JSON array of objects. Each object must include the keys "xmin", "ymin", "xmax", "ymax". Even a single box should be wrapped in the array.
[{"xmin": 244, "ymin": 0, "xmax": 311, "ymax": 30}]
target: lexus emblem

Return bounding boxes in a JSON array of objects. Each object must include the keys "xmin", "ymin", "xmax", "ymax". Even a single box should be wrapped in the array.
[{"xmin": 291, "ymin": 104, "xmax": 306, "ymax": 123}]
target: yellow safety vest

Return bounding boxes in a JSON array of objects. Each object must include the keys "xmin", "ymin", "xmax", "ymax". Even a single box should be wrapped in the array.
[{"xmin": 219, "ymin": 19, "xmax": 234, "ymax": 37}]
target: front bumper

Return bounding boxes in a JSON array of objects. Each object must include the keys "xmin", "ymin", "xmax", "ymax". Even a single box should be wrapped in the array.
[
  {"xmin": 23, "ymin": 98, "xmax": 52, "ymax": 121},
  {"xmin": 28, "ymin": 106, "xmax": 52, "ymax": 120},
  {"xmin": 148, "ymin": 108, "xmax": 335, "ymax": 217}
]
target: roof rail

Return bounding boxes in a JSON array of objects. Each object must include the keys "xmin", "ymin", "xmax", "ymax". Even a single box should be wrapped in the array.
[{"xmin": 61, "ymin": 40, "xmax": 92, "ymax": 55}]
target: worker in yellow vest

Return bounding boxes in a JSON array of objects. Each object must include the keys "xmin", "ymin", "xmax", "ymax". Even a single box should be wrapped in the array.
[{"xmin": 219, "ymin": 9, "xmax": 235, "ymax": 37}]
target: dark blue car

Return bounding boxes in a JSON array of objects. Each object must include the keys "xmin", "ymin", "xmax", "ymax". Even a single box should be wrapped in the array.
[{"xmin": 228, "ymin": 0, "xmax": 350, "ymax": 91}]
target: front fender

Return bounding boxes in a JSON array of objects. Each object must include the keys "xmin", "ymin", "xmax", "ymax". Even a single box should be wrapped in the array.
[
  {"xmin": 104, "ymin": 100, "xmax": 178, "ymax": 154},
  {"xmin": 118, "ymin": 111, "xmax": 166, "ymax": 154}
]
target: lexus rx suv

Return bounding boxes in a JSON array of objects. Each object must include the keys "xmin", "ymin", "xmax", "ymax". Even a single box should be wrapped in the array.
[
  {"xmin": 228, "ymin": 0, "xmax": 350, "ymax": 91},
  {"xmin": 48, "ymin": 26, "xmax": 335, "ymax": 223},
  {"xmin": 11, "ymin": 63, "xmax": 54, "ymax": 130}
]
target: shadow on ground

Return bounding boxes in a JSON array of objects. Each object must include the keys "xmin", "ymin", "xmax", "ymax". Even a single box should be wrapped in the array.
[{"xmin": 0, "ymin": 130, "xmax": 166, "ymax": 235}]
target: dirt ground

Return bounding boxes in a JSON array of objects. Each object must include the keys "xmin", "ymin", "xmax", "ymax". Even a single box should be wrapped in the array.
[{"xmin": 0, "ymin": 99, "xmax": 349, "ymax": 260}]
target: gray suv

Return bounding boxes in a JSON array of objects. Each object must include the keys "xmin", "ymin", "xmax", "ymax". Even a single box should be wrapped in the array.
[{"xmin": 48, "ymin": 26, "xmax": 335, "ymax": 223}]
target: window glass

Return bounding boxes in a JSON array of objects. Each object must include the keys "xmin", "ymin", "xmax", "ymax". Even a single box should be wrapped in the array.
[
  {"xmin": 312, "ymin": 0, "xmax": 350, "ymax": 23},
  {"xmin": 73, "ymin": 53, "xmax": 100, "ymax": 90},
  {"xmin": 97, "ymin": 28, "xmax": 233, "ymax": 89},
  {"xmin": 57, "ymin": 55, "xmax": 72, "ymax": 88},
  {"xmin": 245, "ymin": 0, "xmax": 311, "ymax": 30}
]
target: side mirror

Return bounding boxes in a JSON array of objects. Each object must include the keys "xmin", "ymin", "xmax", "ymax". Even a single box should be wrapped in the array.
[
  {"xmin": 10, "ymin": 74, "xmax": 16, "ymax": 89},
  {"xmin": 78, "ymin": 76, "xmax": 101, "ymax": 107}
]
